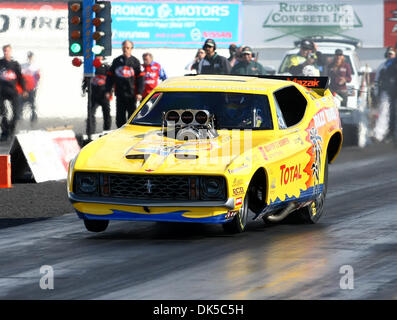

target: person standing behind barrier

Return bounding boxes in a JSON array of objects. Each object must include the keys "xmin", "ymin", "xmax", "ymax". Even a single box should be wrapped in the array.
[
  {"xmin": 82, "ymin": 55, "xmax": 111, "ymax": 134},
  {"xmin": 21, "ymin": 51, "xmax": 40, "ymax": 123},
  {"xmin": 328, "ymin": 49, "xmax": 352, "ymax": 107},
  {"xmin": 142, "ymin": 52, "xmax": 167, "ymax": 99},
  {"xmin": 197, "ymin": 39, "xmax": 231, "ymax": 75},
  {"xmin": 231, "ymin": 46, "xmax": 267, "ymax": 76},
  {"xmin": 288, "ymin": 39, "xmax": 323, "ymax": 76},
  {"xmin": 0, "ymin": 44, "xmax": 27, "ymax": 141},
  {"xmin": 373, "ymin": 47, "xmax": 396, "ymax": 142},
  {"xmin": 381, "ymin": 44, "xmax": 397, "ymax": 144},
  {"xmin": 188, "ymin": 49, "xmax": 205, "ymax": 74},
  {"xmin": 105, "ymin": 40, "xmax": 144, "ymax": 128}
]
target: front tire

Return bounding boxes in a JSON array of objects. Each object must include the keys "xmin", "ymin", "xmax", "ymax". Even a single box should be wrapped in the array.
[
  {"xmin": 84, "ymin": 219, "xmax": 109, "ymax": 232},
  {"xmin": 223, "ymin": 196, "xmax": 249, "ymax": 233}
]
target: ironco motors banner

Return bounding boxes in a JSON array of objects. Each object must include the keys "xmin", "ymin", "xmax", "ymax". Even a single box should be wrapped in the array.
[
  {"xmin": 111, "ymin": 1, "xmax": 242, "ymax": 48},
  {"xmin": 242, "ymin": 0, "xmax": 384, "ymax": 48}
]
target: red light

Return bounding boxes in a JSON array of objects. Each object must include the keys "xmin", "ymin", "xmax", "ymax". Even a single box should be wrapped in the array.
[
  {"xmin": 93, "ymin": 17, "xmax": 104, "ymax": 27},
  {"xmin": 72, "ymin": 57, "xmax": 82, "ymax": 67},
  {"xmin": 93, "ymin": 31, "xmax": 104, "ymax": 41},
  {"xmin": 70, "ymin": 3, "xmax": 81, "ymax": 12},
  {"xmin": 71, "ymin": 16, "xmax": 81, "ymax": 25},
  {"xmin": 93, "ymin": 3, "xmax": 105, "ymax": 12},
  {"xmin": 71, "ymin": 30, "xmax": 81, "ymax": 39},
  {"xmin": 93, "ymin": 57, "xmax": 102, "ymax": 68}
]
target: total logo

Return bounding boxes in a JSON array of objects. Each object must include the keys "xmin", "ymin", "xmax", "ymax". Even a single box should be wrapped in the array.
[{"xmin": 280, "ymin": 164, "xmax": 302, "ymax": 186}]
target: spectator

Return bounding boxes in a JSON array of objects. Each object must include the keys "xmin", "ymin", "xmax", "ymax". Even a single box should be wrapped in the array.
[
  {"xmin": 228, "ymin": 44, "xmax": 238, "ymax": 67},
  {"xmin": 372, "ymin": 47, "xmax": 395, "ymax": 142},
  {"xmin": 105, "ymin": 40, "xmax": 144, "ymax": 128},
  {"xmin": 379, "ymin": 43, "xmax": 397, "ymax": 143},
  {"xmin": 197, "ymin": 39, "xmax": 231, "ymax": 75},
  {"xmin": 21, "ymin": 51, "xmax": 40, "ymax": 123},
  {"xmin": 231, "ymin": 46, "xmax": 267, "ymax": 76},
  {"xmin": 82, "ymin": 55, "xmax": 111, "ymax": 135},
  {"xmin": 0, "ymin": 44, "xmax": 27, "ymax": 141},
  {"xmin": 288, "ymin": 39, "xmax": 323, "ymax": 76},
  {"xmin": 328, "ymin": 49, "xmax": 352, "ymax": 107},
  {"xmin": 187, "ymin": 49, "xmax": 206, "ymax": 74},
  {"xmin": 142, "ymin": 52, "xmax": 167, "ymax": 99}
]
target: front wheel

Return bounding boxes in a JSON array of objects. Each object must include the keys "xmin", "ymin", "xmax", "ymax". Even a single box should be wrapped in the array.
[
  {"xmin": 84, "ymin": 219, "xmax": 109, "ymax": 232},
  {"xmin": 223, "ymin": 196, "xmax": 249, "ymax": 233}
]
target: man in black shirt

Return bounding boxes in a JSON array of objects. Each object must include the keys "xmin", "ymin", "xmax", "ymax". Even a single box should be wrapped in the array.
[
  {"xmin": 82, "ymin": 55, "xmax": 111, "ymax": 134},
  {"xmin": 198, "ymin": 39, "xmax": 231, "ymax": 75},
  {"xmin": 0, "ymin": 44, "xmax": 27, "ymax": 141},
  {"xmin": 105, "ymin": 40, "xmax": 144, "ymax": 128}
]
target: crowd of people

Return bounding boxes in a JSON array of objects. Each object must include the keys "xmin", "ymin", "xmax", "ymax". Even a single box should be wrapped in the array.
[
  {"xmin": 1, "ymin": 37, "xmax": 397, "ymax": 143},
  {"xmin": 0, "ymin": 44, "xmax": 40, "ymax": 141}
]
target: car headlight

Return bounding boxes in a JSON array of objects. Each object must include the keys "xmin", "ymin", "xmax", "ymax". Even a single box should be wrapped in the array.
[
  {"xmin": 200, "ymin": 176, "xmax": 226, "ymax": 201},
  {"xmin": 75, "ymin": 173, "xmax": 99, "ymax": 196}
]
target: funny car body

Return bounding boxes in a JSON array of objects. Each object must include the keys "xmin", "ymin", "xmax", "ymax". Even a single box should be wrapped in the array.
[{"xmin": 67, "ymin": 74, "xmax": 343, "ymax": 233}]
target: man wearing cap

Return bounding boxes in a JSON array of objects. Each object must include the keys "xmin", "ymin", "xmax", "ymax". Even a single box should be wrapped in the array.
[
  {"xmin": 197, "ymin": 39, "xmax": 231, "ymax": 75},
  {"xmin": 288, "ymin": 39, "xmax": 323, "ymax": 76},
  {"xmin": 328, "ymin": 49, "xmax": 352, "ymax": 107},
  {"xmin": 231, "ymin": 46, "xmax": 267, "ymax": 76}
]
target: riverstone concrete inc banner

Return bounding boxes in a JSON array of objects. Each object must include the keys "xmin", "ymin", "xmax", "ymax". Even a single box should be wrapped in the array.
[{"xmin": 242, "ymin": 0, "xmax": 384, "ymax": 48}]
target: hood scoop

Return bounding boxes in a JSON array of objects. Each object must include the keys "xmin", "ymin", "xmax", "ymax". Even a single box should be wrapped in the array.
[{"xmin": 125, "ymin": 154, "xmax": 148, "ymax": 160}]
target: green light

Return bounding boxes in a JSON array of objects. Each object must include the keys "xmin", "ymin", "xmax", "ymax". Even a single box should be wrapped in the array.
[
  {"xmin": 92, "ymin": 45, "xmax": 104, "ymax": 55},
  {"xmin": 70, "ymin": 43, "xmax": 82, "ymax": 54}
]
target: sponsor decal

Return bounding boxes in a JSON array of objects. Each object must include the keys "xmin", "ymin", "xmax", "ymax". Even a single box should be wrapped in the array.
[
  {"xmin": 235, "ymin": 197, "xmax": 243, "ymax": 206},
  {"xmin": 287, "ymin": 78, "xmax": 320, "ymax": 88},
  {"xmin": 0, "ymin": 69, "xmax": 17, "ymax": 81},
  {"xmin": 280, "ymin": 164, "xmax": 302, "ymax": 185},
  {"xmin": 226, "ymin": 210, "xmax": 238, "ymax": 219},
  {"xmin": 232, "ymin": 177, "xmax": 244, "ymax": 187},
  {"xmin": 115, "ymin": 66, "xmax": 135, "ymax": 78},
  {"xmin": 232, "ymin": 187, "xmax": 244, "ymax": 196},
  {"xmin": 258, "ymin": 146, "xmax": 269, "ymax": 160},
  {"xmin": 263, "ymin": 137, "xmax": 289, "ymax": 152},
  {"xmin": 228, "ymin": 164, "xmax": 248, "ymax": 174},
  {"xmin": 313, "ymin": 108, "xmax": 338, "ymax": 129}
]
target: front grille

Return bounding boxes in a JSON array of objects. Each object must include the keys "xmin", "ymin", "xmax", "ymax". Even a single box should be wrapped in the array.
[{"xmin": 109, "ymin": 174, "xmax": 190, "ymax": 201}]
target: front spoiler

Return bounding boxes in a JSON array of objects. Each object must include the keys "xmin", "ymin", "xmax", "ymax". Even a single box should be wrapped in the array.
[{"xmin": 68, "ymin": 192, "xmax": 235, "ymax": 209}]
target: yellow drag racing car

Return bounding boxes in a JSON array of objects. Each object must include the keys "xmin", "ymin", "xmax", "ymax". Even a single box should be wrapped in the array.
[{"xmin": 67, "ymin": 75, "xmax": 343, "ymax": 233}]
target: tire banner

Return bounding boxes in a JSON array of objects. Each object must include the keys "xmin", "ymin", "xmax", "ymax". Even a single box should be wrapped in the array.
[
  {"xmin": 9, "ymin": 130, "xmax": 80, "ymax": 183},
  {"xmin": 384, "ymin": 0, "xmax": 397, "ymax": 47}
]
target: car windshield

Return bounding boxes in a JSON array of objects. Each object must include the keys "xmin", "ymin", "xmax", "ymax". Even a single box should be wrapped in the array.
[
  {"xmin": 131, "ymin": 91, "xmax": 273, "ymax": 130},
  {"xmin": 279, "ymin": 53, "xmax": 355, "ymax": 75}
]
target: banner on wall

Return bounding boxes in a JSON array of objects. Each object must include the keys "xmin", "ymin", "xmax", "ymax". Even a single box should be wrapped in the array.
[
  {"xmin": 384, "ymin": 0, "xmax": 397, "ymax": 47},
  {"xmin": 0, "ymin": 2, "xmax": 67, "ymax": 48},
  {"xmin": 111, "ymin": 1, "xmax": 242, "ymax": 48},
  {"xmin": 242, "ymin": 1, "xmax": 384, "ymax": 48}
]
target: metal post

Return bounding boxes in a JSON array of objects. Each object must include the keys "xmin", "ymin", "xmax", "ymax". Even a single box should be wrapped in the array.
[{"xmin": 86, "ymin": 76, "xmax": 93, "ymax": 140}]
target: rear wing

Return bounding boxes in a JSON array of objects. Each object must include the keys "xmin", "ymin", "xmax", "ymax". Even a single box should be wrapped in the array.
[{"xmin": 255, "ymin": 75, "xmax": 330, "ymax": 96}]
